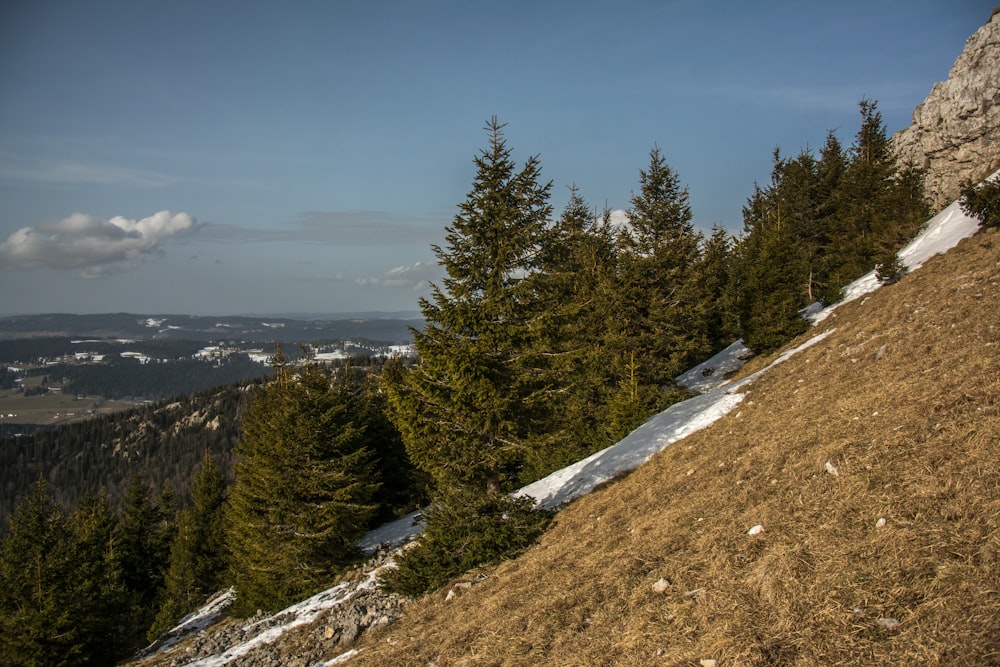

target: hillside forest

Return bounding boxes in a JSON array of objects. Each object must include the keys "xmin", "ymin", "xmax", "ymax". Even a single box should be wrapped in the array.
[{"xmin": 2, "ymin": 99, "xmax": 971, "ymax": 665}]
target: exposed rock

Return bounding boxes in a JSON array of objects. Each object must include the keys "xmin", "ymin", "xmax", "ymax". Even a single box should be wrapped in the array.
[
  {"xmin": 651, "ymin": 577, "xmax": 670, "ymax": 593},
  {"xmin": 892, "ymin": 9, "xmax": 1000, "ymax": 212},
  {"xmin": 130, "ymin": 547, "xmax": 407, "ymax": 667}
]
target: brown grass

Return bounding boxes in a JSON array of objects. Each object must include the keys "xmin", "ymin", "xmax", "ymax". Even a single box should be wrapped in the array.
[{"xmin": 340, "ymin": 228, "xmax": 1000, "ymax": 666}]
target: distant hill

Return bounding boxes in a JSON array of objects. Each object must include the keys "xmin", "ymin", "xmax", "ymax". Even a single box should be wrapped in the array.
[{"xmin": 0, "ymin": 312, "xmax": 422, "ymax": 344}]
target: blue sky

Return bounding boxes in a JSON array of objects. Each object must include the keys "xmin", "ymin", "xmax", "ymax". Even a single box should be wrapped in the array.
[{"xmin": 0, "ymin": 1, "xmax": 992, "ymax": 316}]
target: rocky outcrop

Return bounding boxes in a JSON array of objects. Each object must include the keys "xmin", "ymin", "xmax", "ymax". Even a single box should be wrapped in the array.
[
  {"xmin": 892, "ymin": 8, "xmax": 1000, "ymax": 212},
  {"xmin": 130, "ymin": 547, "xmax": 407, "ymax": 667}
]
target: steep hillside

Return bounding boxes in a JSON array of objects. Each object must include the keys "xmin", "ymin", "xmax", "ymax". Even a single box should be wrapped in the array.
[{"xmin": 334, "ymin": 226, "xmax": 999, "ymax": 665}]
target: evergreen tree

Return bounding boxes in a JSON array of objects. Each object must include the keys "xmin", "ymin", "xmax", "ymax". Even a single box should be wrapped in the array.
[
  {"xmin": 384, "ymin": 118, "xmax": 554, "ymax": 496},
  {"xmin": 150, "ymin": 452, "xmax": 228, "ymax": 639},
  {"xmin": 116, "ymin": 475, "xmax": 172, "ymax": 643},
  {"xmin": 812, "ymin": 131, "xmax": 848, "ymax": 302},
  {"xmin": 960, "ymin": 177, "xmax": 1000, "ymax": 227},
  {"xmin": 697, "ymin": 224, "xmax": 738, "ymax": 353},
  {"xmin": 383, "ymin": 119, "xmax": 554, "ymax": 594},
  {"xmin": 0, "ymin": 481, "xmax": 79, "ymax": 666},
  {"xmin": 523, "ymin": 187, "xmax": 621, "ymax": 478},
  {"xmin": 616, "ymin": 146, "xmax": 708, "ymax": 385},
  {"xmin": 225, "ymin": 361, "xmax": 379, "ymax": 616},
  {"xmin": 730, "ymin": 161, "xmax": 812, "ymax": 354},
  {"xmin": 821, "ymin": 99, "xmax": 928, "ymax": 301},
  {"xmin": 68, "ymin": 491, "xmax": 129, "ymax": 663},
  {"xmin": 353, "ymin": 361, "xmax": 429, "ymax": 524}
]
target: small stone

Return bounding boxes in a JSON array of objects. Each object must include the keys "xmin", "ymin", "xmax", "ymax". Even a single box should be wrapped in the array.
[
  {"xmin": 824, "ymin": 461, "xmax": 839, "ymax": 476},
  {"xmin": 747, "ymin": 524, "xmax": 764, "ymax": 536},
  {"xmin": 876, "ymin": 517, "xmax": 887, "ymax": 528},
  {"xmin": 877, "ymin": 617, "xmax": 900, "ymax": 630},
  {"xmin": 700, "ymin": 660, "xmax": 718, "ymax": 667},
  {"xmin": 687, "ymin": 468, "xmax": 696, "ymax": 476},
  {"xmin": 652, "ymin": 578, "xmax": 670, "ymax": 593}
]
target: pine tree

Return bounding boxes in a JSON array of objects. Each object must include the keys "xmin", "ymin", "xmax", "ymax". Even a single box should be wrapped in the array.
[
  {"xmin": 523, "ymin": 187, "xmax": 621, "ymax": 478},
  {"xmin": 68, "ymin": 491, "xmax": 129, "ymax": 663},
  {"xmin": 614, "ymin": 146, "xmax": 707, "ymax": 388},
  {"xmin": 150, "ymin": 452, "xmax": 228, "ymax": 639},
  {"xmin": 0, "ymin": 480, "xmax": 79, "ymax": 666},
  {"xmin": 730, "ymin": 160, "xmax": 812, "ymax": 354},
  {"xmin": 116, "ymin": 475, "xmax": 172, "ymax": 643},
  {"xmin": 823, "ymin": 99, "xmax": 928, "ymax": 300},
  {"xmin": 353, "ymin": 361, "xmax": 428, "ymax": 523},
  {"xmin": 960, "ymin": 176, "xmax": 1000, "ymax": 227},
  {"xmin": 697, "ymin": 224, "xmax": 738, "ymax": 353},
  {"xmin": 225, "ymin": 361, "xmax": 379, "ymax": 616},
  {"xmin": 385, "ymin": 118, "xmax": 553, "ymax": 496},
  {"xmin": 383, "ymin": 119, "xmax": 554, "ymax": 594}
]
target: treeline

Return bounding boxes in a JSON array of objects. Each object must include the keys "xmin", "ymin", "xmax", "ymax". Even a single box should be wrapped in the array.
[
  {"xmin": 0, "ymin": 358, "xmax": 427, "ymax": 665},
  {"xmin": 381, "ymin": 103, "xmax": 929, "ymax": 593},
  {"xmin": 33, "ymin": 354, "xmax": 270, "ymax": 400}
]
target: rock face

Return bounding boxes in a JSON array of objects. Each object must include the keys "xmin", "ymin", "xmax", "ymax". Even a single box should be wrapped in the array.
[{"xmin": 892, "ymin": 8, "xmax": 1000, "ymax": 213}]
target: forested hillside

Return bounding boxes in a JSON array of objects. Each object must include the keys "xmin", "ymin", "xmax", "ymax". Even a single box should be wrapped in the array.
[
  {"xmin": 0, "ymin": 96, "xmax": 969, "ymax": 665},
  {"xmin": 0, "ymin": 383, "xmax": 247, "ymax": 524}
]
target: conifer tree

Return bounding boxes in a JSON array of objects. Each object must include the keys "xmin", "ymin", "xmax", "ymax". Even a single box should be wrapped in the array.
[
  {"xmin": 150, "ymin": 452, "xmax": 227, "ymax": 638},
  {"xmin": 115, "ymin": 475, "xmax": 173, "ymax": 646},
  {"xmin": 352, "ymin": 361, "xmax": 428, "ymax": 523},
  {"xmin": 960, "ymin": 176, "xmax": 1000, "ymax": 227},
  {"xmin": 382, "ymin": 119, "xmax": 554, "ymax": 594},
  {"xmin": 730, "ymin": 159, "xmax": 812, "ymax": 354},
  {"xmin": 697, "ymin": 224, "xmax": 738, "ymax": 353},
  {"xmin": 613, "ymin": 146, "xmax": 707, "ymax": 390},
  {"xmin": 822, "ymin": 99, "xmax": 927, "ymax": 300},
  {"xmin": 523, "ymin": 187, "xmax": 621, "ymax": 477},
  {"xmin": 226, "ymin": 361, "xmax": 379, "ymax": 616},
  {"xmin": 69, "ymin": 491, "xmax": 130, "ymax": 663},
  {"xmin": 385, "ymin": 118, "xmax": 553, "ymax": 496},
  {"xmin": 0, "ymin": 480, "xmax": 79, "ymax": 666}
]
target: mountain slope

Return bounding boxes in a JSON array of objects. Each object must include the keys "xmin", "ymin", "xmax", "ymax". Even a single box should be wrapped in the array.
[{"xmin": 337, "ymin": 226, "xmax": 1000, "ymax": 665}]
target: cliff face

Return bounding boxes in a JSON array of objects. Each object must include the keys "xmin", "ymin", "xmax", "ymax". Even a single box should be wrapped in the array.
[{"xmin": 892, "ymin": 8, "xmax": 1000, "ymax": 213}]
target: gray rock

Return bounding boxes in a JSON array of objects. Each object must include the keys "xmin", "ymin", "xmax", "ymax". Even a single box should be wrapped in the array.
[{"xmin": 892, "ymin": 9, "xmax": 1000, "ymax": 212}]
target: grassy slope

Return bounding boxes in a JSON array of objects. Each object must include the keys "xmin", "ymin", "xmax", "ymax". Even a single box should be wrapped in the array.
[{"xmin": 343, "ymin": 227, "xmax": 1000, "ymax": 666}]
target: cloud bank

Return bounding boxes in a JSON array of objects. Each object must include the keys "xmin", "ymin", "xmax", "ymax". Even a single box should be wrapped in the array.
[{"xmin": 0, "ymin": 211, "xmax": 198, "ymax": 277}]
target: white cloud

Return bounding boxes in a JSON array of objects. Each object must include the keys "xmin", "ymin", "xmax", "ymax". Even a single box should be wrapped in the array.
[
  {"xmin": 355, "ymin": 260, "xmax": 441, "ymax": 291},
  {"xmin": 0, "ymin": 211, "xmax": 198, "ymax": 277}
]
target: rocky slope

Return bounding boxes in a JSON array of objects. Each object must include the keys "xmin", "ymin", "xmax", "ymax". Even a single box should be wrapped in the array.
[{"xmin": 892, "ymin": 7, "xmax": 1000, "ymax": 212}]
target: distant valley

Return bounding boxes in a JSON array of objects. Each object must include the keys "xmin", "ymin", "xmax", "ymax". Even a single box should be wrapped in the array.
[{"xmin": 0, "ymin": 312, "xmax": 420, "ymax": 429}]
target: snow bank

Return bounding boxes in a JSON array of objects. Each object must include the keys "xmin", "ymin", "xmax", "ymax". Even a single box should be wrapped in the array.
[{"xmin": 810, "ymin": 198, "xmax": 981, "ymax": 324}]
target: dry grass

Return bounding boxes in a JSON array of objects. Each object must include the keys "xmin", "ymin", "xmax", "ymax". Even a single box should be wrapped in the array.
[{"xmin": 341, "ymin": 228, "xmax": 1000, "ymax": 666}]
